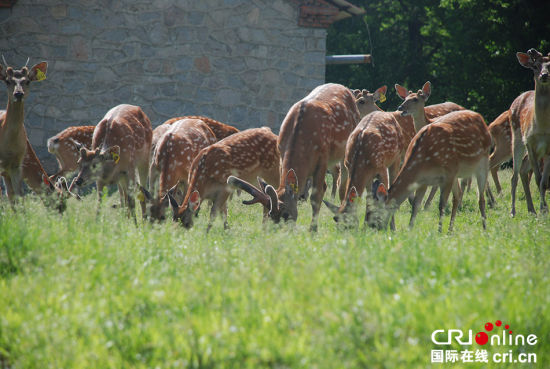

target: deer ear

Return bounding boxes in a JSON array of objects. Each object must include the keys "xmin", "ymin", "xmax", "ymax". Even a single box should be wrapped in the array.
[
  {"xmin": 285, "ymin": 169, "xmax": 298, "ymax": 195},
  {"xmin": 373, "ymin": 85, "xmax": 387, "ymax": 103},
  {"xmin": 375, "ymin": 183, "xmax": 388, "ymax": 202},
  {"xmin": 395, "ymin": 84, "xmax": 409, "ymax": 100},
  {"xmin": 28, "ymin": 61, "xmax": 47, "ymax": 82},
  {"xmin": 517, "ymin": 52, "xmax": 533, "ymax": 68},
  {"xmin": 265, "ymin": 185, "xmax": 279, "ymax": 213},
  {"xmin": 348, "ymin": 186, "xmax": 359, "ymax": 203},
  {"xmin": 139, "ymin": 186, "xmax": 152, "ymax": 201},
  {"xmin": 189, "ymin": 190, "xmax": 200, "ymax": 212},
  {"xmin": 257, "ymin": 177, "xmax": 268, "ymax": 192},
  {"xmin": 167, "ymin": 192, "xmax": 180, "ymax": 213},
  {"xmin": 352, "ymin": 89, "xmax": 361, "ymax": 97},
  {"xmin": 102, "ymin": 145, "xmax": 120, "ymax": 163},
  {"xmin": 421, "ymin": 81, "xmax": 431, "ymax": 101}
]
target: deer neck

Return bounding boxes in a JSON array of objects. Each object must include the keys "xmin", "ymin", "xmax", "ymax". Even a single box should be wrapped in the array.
[
  {"xmin": 410, "ymin": 107, "xmax": 432, "ymax": 132},
  {"xmin": 1, "ymin": 99, "xmax": 26, "ymax": 141},
  {"xmin": 534, "ymin": 81, "xmax": 550, "ymax": 129}
]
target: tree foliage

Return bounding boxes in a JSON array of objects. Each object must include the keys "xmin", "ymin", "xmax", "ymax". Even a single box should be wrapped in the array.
[{"xmin": 326, "ymin": 0, "xmax": 550, "ymax": 121}]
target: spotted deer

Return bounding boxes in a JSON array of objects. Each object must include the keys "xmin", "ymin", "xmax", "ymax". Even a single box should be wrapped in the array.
[
  {"xmin": 155, "ymin": 115, "xmax": 238, "ymax": 146},
  {"xmin": 168, "ymin": 127, "xmax": 279, "ymax": 231},
  {"xmin": 141, "ymin": 118, "xmax": 217, "ymax": 220},
  {"xmin": 487, "ymin": 110, "xmax": 512, "ymax": 194},
  {"xmin": 47, "ymin": 125, "xmax": 95, "ymax": 180},
  {"xmin": 368, "ymin": 85, "xmax": 491, "ymax": 231},
  {"xmin": 69, "ymin": 104, "xmax": 152, "ymax": 218},
  {"xmin": 323, "ymin": 110, "xmax": 407, "ymax": 228},
  {"xmin": 394, "ymin": 82, "xmax": 489, "ymax": 210},
  {"xmin": 510, "ymin": 49, "xmax": 550, "ymax": 216},
  {"xmin": 228, "ymin": 83, "xmax": 361, "ymax": 231},
  {"xmin": 0, "ymin": 58, "xmax": 48, "ymax": 202}
]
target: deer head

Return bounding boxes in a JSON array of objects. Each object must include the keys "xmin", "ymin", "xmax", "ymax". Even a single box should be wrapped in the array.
[
  {"xmin": 323, "ymin": 186, "xmax": 360, "ymax": 226},
  {"xmin": 0, "ymin": 57, "xmax": 47, "ymax": 103},
  {"xmin": 168, "ymin": 189, "xmax": 201, "ymax": 228},
  {"xmin": 227, "ymin": 169, "xmax": 299, "ymax": 223},
  {"xmin": 395, "ymin": 81, "xmax": 431, "ymax": 116},
  {"xmin": 353, "ymin": 85, "xmax": 387, "ymax": 117},
  {"xmin": 364, "ymin": 179, "xmax": 393, "ymax": 230},
  {"xmin": 517, "ymin": 49, "xmax": 550, "ymax": 85},
  {"xmin": 69, "ymin": 145, "xmax": 120, "ymax": 191}
]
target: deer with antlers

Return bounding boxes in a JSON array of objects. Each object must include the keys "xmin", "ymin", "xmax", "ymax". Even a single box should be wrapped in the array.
[
  {"xmin": 141, "ymin": 118, "xmax": 217, "ymax": 220},
  {"xmin": 510, "ymin": 48, "xmax": 550, "ymax": 216},
  {"xmin": 228, "ymin": 83, "xmax": 361, "ymax": 231},
  {"xmin": 69, "ymin": 104, "xmax": 152, "ymax": 218},
  {"xmin": 47, "ymin": 125, "xmax": 95, "ymax": 180},
  {"xmin": 168, "ymin": 127, "xmax": 279, "ymax": 231},
  {"xmin": 0, "ymin": 57, "xmax": 49, "ymax": 203},
  {"xmin": 365, "ymin": 81, "xmax": 491, "ymax": 231}
]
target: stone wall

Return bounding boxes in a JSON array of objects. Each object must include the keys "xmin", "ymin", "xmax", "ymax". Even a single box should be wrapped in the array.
[{"xmin": 0, "ymin": 0, "xmax": 327, "ymax": 171}]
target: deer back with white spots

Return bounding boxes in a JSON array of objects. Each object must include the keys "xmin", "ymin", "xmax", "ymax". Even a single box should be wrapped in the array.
[
  {"xmin": 169, "ymin": 127, "xmax": 279, "ymax": 231},
  {"xmin": 510, "ymin": 48, "xmax": 550, "ymax": 216},
  {"xmin": 69, "ymin": 104, "xmax": 152, "ymax": 219},
  {"xmin": 143, "ymin": 118, "xmax": 216, "ymax": 221}
]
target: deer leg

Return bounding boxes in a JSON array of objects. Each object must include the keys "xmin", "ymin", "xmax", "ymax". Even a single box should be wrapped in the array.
[
  {"xmin": 520, "ymin": 154, "xmax": 536, "ymax": 214},
  {"xmin": 438, "ymin": 180, "xmax": 454, "ymax": 233},
  {"xmin": 423, "ymin": 186, "xmax": 438, "ymax": 210},
  {"xmin": 489, "ymin": 146, "xmax": 508, "ymax": 194},
  {"xmin": 310, "ymin": 164, "xmax": 328, "ymax": 232},
  {"xmin": 448, "ymin": 180, "xmax": 461, "ymax": 233},
  {"xmin": 3, "ymin": 173, "xmax": 17, "ymax": 208},
  {"xmin": 510, "ymin": 137, "xmax": 526, "ymax": 217},
  {"xmin": 457, "ymin": 178, "xmax": 469, "ymax": 209},
  {"xmin": 409, "ymin": 185, "xmax": 428, "ymax": 229},
  {"xmin": 330, "ymin": 164, "xmax": 339, "ymax": 199},
  {"xmin": 136, "ymin": 162, "xmax": 149, "ymax": 219},
  {"xmin": 207, "ymin": 191, "xmax": 231, "ymax": 232},
  {"xmin": 338, "ymin": 162, "xmax": 348, "ymax": 202},
  {"xmin": 475, "ymin": 169, "xmax": 489, "ymax": 231},
  {"xmin": 540, "ymin": 157, "xmax": 550, "ymax": 213}
]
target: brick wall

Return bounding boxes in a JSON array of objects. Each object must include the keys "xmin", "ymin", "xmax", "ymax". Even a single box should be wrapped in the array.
[{"xmin": 0, "ymin": 0, "xmax": 329, "ymax": 172}]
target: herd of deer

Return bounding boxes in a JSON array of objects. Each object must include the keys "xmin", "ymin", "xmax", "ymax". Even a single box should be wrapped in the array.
[{"xmin": 1, "ymin": 48, "xmax": 549, "ymax": 232}]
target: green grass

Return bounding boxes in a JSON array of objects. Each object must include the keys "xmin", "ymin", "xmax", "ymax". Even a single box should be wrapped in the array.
[{"xmin": 0, "ymin": 169, "xmax": 549, "ymax": 368}]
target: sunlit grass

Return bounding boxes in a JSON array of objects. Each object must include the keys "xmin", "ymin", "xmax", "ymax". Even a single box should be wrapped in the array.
[{"xmin": 0, "ymin": 170, "xmax": 549, "ymax": 368}]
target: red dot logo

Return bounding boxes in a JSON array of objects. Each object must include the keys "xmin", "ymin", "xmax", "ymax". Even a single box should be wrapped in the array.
[
  {"xmin": 475, "ymin": 332, "xmax": 489, "ymax": 345},
  {"xmin": 485, "ymin": 322, "xmax": 493, "ymax": 331},
  {"xmin": 495, "ymin": 320, "xmax": 502, "ymax": 327},
  {"xmin": 505, "ymin": 324, "xmax": 510, "ymax": 330}
]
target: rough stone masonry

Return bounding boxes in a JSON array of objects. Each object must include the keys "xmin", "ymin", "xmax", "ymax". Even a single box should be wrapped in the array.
[{"xmin": 0, "ymin": 0, "xmax": 328, "ymax": 171}]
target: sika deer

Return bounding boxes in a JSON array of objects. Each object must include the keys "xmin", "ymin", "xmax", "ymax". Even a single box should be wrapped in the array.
[
  {"xmin": 510, "ymin": 49, "xmax": 550, "ymax": 215},
  {"xmin": 47, "ymin": 125, "xmax": 95, "ymax": 180},
  {"xmin": 323, "ymin": 110, "xmax": 407, "ymax": 228},
  {"xmin": 69, "ymin": 104, "xmax": 152, "ymax": 218},
  {"xmin": 229, "ymin": 83, "xmax": 361, "ymax": 231},
  {"xmin": 367, "ymin": 95, "xmax": 491, "ymax": 231},
  {"xmin": 0, "ymin": 58, "xmax": 48, "ymax": 202},
  {"xmin": 142, "ymin": 118, "xmax": 216, "ymax": 220},
  {"xmin": 168, "ymin": 127, "xmax": 279, "ymax": 231},
  {"xmin": 487, "ymin": 110, "xmax": 512, "ymax": 194}
]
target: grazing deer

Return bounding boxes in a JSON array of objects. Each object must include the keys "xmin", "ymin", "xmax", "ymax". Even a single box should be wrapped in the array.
[
  {"xmin": 510, "ymin": 49, "xmax": 550, "ymax": 216},
  {"xmin": 228, "ymin": 83, "xmax": 361, "ymax": 231},
  {"xmin": 394, "ymin": 82, "xmax": 488, "ymax": 210},
  {"xmin": 168, "ymin": 127, "xmax": 279, "ymax": 231},
  {"xmin": 47, "ymin": 125, "xmax": 95, "ymax": 180},
  {"xmin": 69, "ymin": 104, "xmax": 152, "ymax": 218},
  {"xmin": 142, "ymin": 118, "xmax": 217, "ymax": 220},
  {"xmin": 368, "ymin": 82, "xmax": 491, "ymax": 231},
  {"xmin": 0, "ymin": 58, "xmax": 48, "ymax": 202},
  {"xmin": 323, "ymin": 110, "xmax": 407, "ymax": 228},
  {"xmin": 487, "ymin": 110, "xmax": 512, "ymax": 194}
]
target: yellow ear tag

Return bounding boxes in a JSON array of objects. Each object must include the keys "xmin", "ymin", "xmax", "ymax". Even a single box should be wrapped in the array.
[
  {"xmin": 379, "ymin": 93, "xmax": 386, "ymax": 103},
  {"xmin": 137, "ymin": 192, "xmax": 145, "ymax": 202},
  {"xmin": 112, "ymin": 152, "xmax": 120, "ymax": 164},
  {"xmin": 35, "ymin": 69, "xmax": 46, "ymax": 81},
  {"xmin": 290, "ymin": 183, "xmax": 298, "ymax": 194}
]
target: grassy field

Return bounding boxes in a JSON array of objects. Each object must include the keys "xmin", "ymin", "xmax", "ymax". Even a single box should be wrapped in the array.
[{"xmin": 0, "ymin": 169, "xmax": 549, "ymax": 368}]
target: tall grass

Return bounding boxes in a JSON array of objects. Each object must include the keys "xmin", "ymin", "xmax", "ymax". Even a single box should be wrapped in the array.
[{"xmin": 0, "ymin": 170, "xmax": 549, "ymax": 368}]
